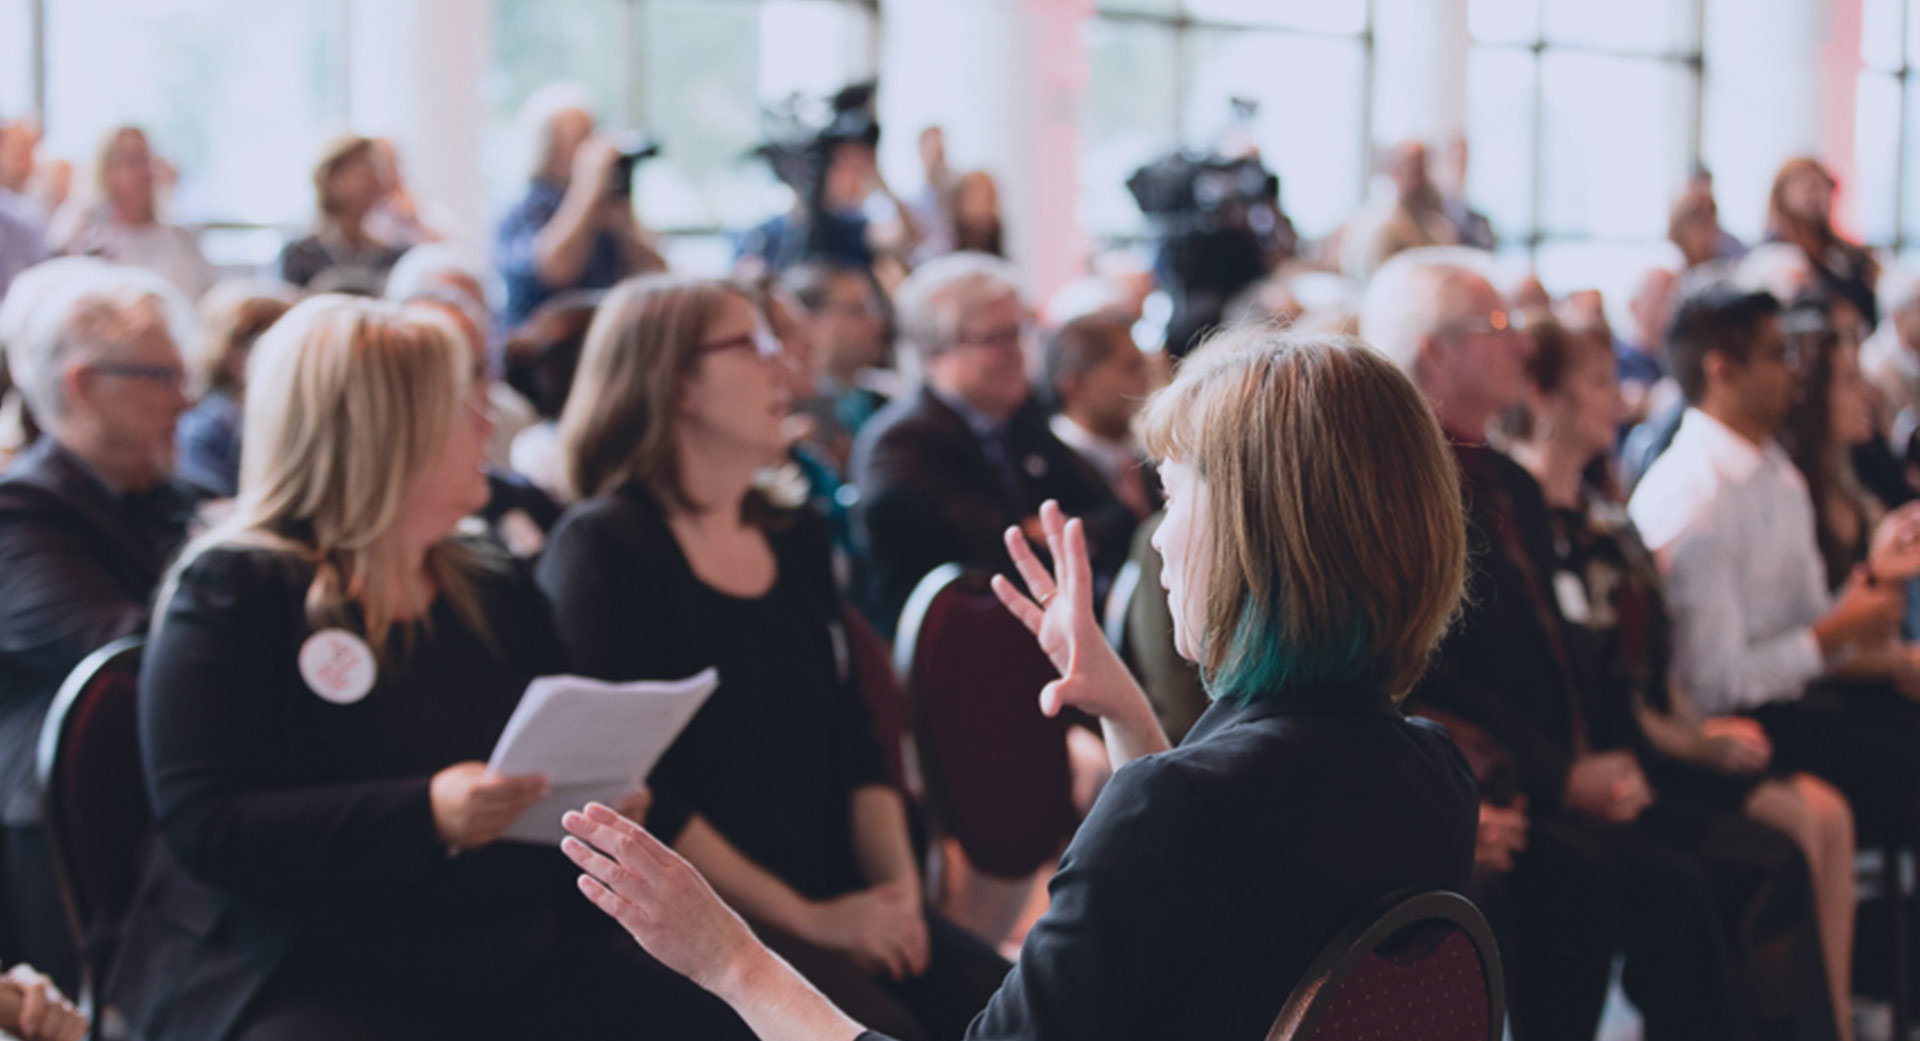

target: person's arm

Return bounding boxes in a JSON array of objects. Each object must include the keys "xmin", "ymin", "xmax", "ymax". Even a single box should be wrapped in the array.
[
  {"xmin": 532, "ymin": 139, "xmax": 621, "ymax": 290},
  {"xmin": 1662, "ymin": 526, "xmax": 1832, "ymax": 712},
  {"xmin": 990, "ymin": 501, "xmax": 1170, "ymax": 771},
  {"xmin": 850, "ymin": 418, "xmax": 991, "ymax": 625},
  {"xmin": 0, "ymin": 494, "xmax": 151, "ymax": 686},
  {"xmin": 607, "ymin": 206, "xmax": 668, "ymax": 277}
]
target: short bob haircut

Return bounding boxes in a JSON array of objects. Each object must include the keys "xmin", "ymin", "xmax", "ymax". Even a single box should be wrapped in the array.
[{"xmin": 1140, "ymin": 327, "xmax": 1468, "ymax": 701}]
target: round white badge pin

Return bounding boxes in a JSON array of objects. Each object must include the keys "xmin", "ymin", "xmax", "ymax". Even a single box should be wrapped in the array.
[{"xmin": 299, "ymin": 629, "xmax": 378, "ymax": 705}]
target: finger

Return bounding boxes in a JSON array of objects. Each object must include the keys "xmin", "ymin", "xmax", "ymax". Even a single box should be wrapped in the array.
[
  {"xmin": 1037, "ymin": 678, "xmax": 1067, "ymax": 718},
  {"xmin": 1062, "ymin": 517, "xmax": 1094, "ymax": 609},
  {"xmin": 1041, "ymin": 500, "xmax": 1067, "ymax": 569},
  {"xmin": 577, "ymin": 872, "xmax": 646, "ymax": 938},
  {"xmin": 1002, "ymin": 525, "xmax": 1055, "ymax": 603},
  {"xmin": 581, "ymin": 802, "xmax": 679, "ymax": 870},
  {"xmin": 561, "ymin": 834, "xmax": 641, "ymax": 899},
  {"xmin": 989, "ymin": 574, "xmax": 1045, "ymax": 635},
  {"xmin": 18, "ymin": 981, "xmax": 44, "ymax": 1035}
]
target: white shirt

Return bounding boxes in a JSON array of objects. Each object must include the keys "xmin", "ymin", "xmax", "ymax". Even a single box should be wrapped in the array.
[{"xmin": 1627, "ymin": 408, "xmax": 1829, "ymax": 713}]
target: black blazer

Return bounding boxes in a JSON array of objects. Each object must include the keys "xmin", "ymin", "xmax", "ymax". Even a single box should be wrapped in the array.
[
  {"xmin": 848, "ymin": 388, "xmax": 1135, "ymax": 631},
  {"xmin": 0, "ymin": 439, "xmax": 189, "ymax": 825},
  {"xmin": 106, "ymin": 545, "xmax": 572, "ymax": 1041},
  {"xmin": 866, "ymin": 686, "xmax": 1478, "ymax": 1041}
]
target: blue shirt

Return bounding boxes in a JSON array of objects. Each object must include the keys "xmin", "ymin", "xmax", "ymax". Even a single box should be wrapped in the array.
[
  {"xmin": 495, "ymin": 179, "xmax": 628, "ymax": 328},
  {"xmin": 0, "ymin": 189, "xmax": 47, "ymax": 302},
  {"xmin": 736, "ymin": 210, "xmax": 871, "ymax": 273}
]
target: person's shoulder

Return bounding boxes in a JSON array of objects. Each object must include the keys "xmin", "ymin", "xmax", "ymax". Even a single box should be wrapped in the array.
[
  {"xmin": 1628, "ymin": 443, "xmax": 1721, "ymax": 552},
  {"xmin": 544, "ymin": 485, "xmax": 668, "ymax": 567}
]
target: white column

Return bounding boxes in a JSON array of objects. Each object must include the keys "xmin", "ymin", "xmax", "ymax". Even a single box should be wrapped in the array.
[
  {"xmin": 346, "ymin": 0, "xmax": 492, "ymax": 257},
  {"xmin": 1370, "ymin": 0, "xmax": 1470, "ymax": 151},
  {"xmin": 877, "ymin": 0, "xmax": 1092, "ymax": 305},
  {"xmin": 1701, "ymin": 0, "xmax": 1863, "ymax": 242}
]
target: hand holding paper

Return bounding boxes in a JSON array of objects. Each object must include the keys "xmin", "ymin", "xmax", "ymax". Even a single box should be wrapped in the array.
[{"xmin": 486, "ymin": 668, "xmax": 718, "ymax": 844}]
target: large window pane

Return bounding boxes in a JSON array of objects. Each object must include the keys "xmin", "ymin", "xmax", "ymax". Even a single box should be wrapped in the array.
[
  {"xmin": 1467, "ymin": 47, "xmax": 1538, "ymax": 242},
  {"xmin": 1865, "ymin": 0, "xmax": 1906, "ymax": 71},
  {"xmin": 1538, "ymin": 52, "xmax": 1692, "ymax": 239},
  {"xmin": 1183, "ymin": 0, "xmax": 1366, "ymax": 34},
  {"xmin": 1182, "ymin": 28, "xmax": 1365, "ymax": 238},
  {"xmin": 1469, "ymin": 0, "xmax": 1541, "ymax": 46},
  {"xmin": 1534, "ymin": 239, "xmax": 1682, "ymax": 300},
  {"xmin": 1543, "ymin": 0, "xmax": 1697, "ymax": 53},
  {"xmin": 1080, "ymin": 18, "xmax": 1179, "ymax": 238},
  {"xmin": 43, "ymin": 0, "xmax": 346, "ymax": 226},
  {"xmin": 0, "ymin": 0, "xmax": 29, "ymax": 119},
  {"xmin": 1097, "ymin": 0, "xmax": 1180, "ymax": 16},
  {"xmin": 1858, "ymin": 71, "xmax": 1902, "ymax": 246},
  {"xmin": 1904, "ymin": 76, "xmax": 1920, "ymax": 245},
  {"xmin": 634, "ymin": 0, "xmax": 763, "ymax": 232}
]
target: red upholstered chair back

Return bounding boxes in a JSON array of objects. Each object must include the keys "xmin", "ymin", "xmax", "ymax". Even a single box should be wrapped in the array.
[
  {"xmin": 841, "ymin": 604, "xmax": 910, "ymax": 792},
  {"xmin": 1268, "ymin": 890, "xmax": 1505, "ymax": 1041},
  {"xmin": 35, "ymin": 636, "xmax": 150, "ymax": 994},
  {"xmin": 892, "ymin": 564, "xmax": 1075, "ymax": 879}
]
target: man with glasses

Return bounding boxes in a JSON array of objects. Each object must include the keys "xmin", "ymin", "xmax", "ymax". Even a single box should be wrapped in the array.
[
  {"xmin": 849, "ymin": 252, "xmax": 1132, "ymax": 636},
  {"xmin": 0, "ymin": 262, "xmax": 194, "ymax": 993}
]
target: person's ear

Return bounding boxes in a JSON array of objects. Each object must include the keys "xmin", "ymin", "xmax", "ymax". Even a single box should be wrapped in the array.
[{"xmin": 59, "ymin": 359, "xmax": 92, "ymax": 413}]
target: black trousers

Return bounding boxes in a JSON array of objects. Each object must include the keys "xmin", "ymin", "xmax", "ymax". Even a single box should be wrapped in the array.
[
  {"xmin": 0, "ymin": 823, "xmax": 80, "ymax": 997},
  {"xmin": 1504, "ymin": 803, "xmax": 1831, "ymax": 1041},
  {"xmin": 757, "ymin": 911, "xmax": 1010, "ymax": 1041},
  {"xmin": 1753, "ymin": 684, "xmax": 1920, "ymax": 842}
]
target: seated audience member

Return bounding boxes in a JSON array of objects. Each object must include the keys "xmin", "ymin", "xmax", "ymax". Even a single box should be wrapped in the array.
[
  {"xmin": 559, "ymin": 329, "xmax": 1480, "ymax": 1041},
  {"xmin": 502, "ymin": 290, "xmax": 601, "ymax": 500},
  {"xmin": 945, "ymin": 171, "xmax": 1004, "ymax": 258},
  {"xmin": 1670, "ymin": 169, "xmax": 1747, "ymax": 272},
  {"xmin": 52, "ymin": 126, "xmax": 214, "ymax": 301},
  {"xmin": 277, "ymin": 134, "xmax": 406, "ymax": 296},
  {"xmin": 1615, "ymin": 265, "xmax": 1681, "ymax": 426},
  {"xmin": 1765, "ymin": 158, "xmax": 1879, "ymax": 330},
  {"xmin": 0, "ymin": 258, "xmax": 112, "ymax": 458},
  {"xmin": 1508, "ymin": 315, "xmax": 1859, "ymax": 1039},
  {"xmin": 850, "ymin": 253, "xmax": 1134, "ymax": 633},
  {"xmin": 0, "ymin": 162, "xmax": 45, "ymax": 302},
  {"xmin": 174, "ymin": 279, "xmax": 298, "ymax": 498},
  {"xmin": 1437, "ymin": 137, "xmax": 1497, "ymax": 251},
  {"xmin": 0, "ymin": 263, "xmax": 194, "ymax": 993},
  {"xmin": 1363, "ymin": 250, "xmax": 1833, "ymax": 1041},
  {"xmin": 1862, "ymin": 266, "xmax": 1920, "ymax": 451},
  {"xmin": 363, "ymin": 137, "xmax": 441, "ymax": 250},
  {"xmin": 385, "ymin": 242, "xmax": 491, "ymax": 314},
  {"xmin": 784, "ymin": 262, "xmax": 892, "ymax": 472},
  {"xmin": 105, "ymin": 295, "xmax": 738, "ymax": 1041},
  {"xmin": 1340, "ymin": 139, "xmax": 1459, "ymax": 281},
  {"xmin": 496, "ymin": 84, "xmax": 666, "ymax": 328},
  {"xmin": 738, "ymin": 119, "xmax": 918, "ymax": 280},
  {"xmin": 1630, "ymin": 287, "xmax": 1920, "ymax": 867},
  {"xmin": 538, "ymin": 276, "xmax": 1007, "ymax": 1041},
  {"xmin": 1042, "ymin": 315, "xmax": 1158, "ymax": 521},
  {"xmin": 0, "ymin": 964, "xmax": 84, "ymax": 1041}
]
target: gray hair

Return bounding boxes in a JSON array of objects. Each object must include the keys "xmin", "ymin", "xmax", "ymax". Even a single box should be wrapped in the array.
[
  {"xmin": 515, "ymin": 81, "xmax": 598, "ymax": 182},
  {"xmin": 3, "ymin": 261, "xmax": 188, "ymax": 424},
  {"xmin": 1357, "ymin": 246, "xmax": 1498, "ymax": 374},
  {"xmin": 894, "ymin": 251, "xmax": 1023, "ymax": 364},
  {"xmin": 385, "ymin": 243, "xmax": 491, "ymax": 310}
]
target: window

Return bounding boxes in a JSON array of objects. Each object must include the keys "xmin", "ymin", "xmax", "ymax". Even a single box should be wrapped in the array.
[
  {"xmin": 0, "ymin": 0, "xmax": 33, "ymax": 121},
  {"xmin": 40, "ymin": 0, "xmax": 348, "ymax": 228},
  {"xmin": 1856, "ymin": 0, "xmax": 1920, "ymax": 258},
  {"xmin": 1466, "ymin": 0, "xmax": 1702, "ymax": 290},
  {"xmin": 487, "ymin": 0, "xmax": 879, "ymax": 248},
  {"xmin": 1081, "ymin": 3, "xmax": 1373, "ymax": 242}
]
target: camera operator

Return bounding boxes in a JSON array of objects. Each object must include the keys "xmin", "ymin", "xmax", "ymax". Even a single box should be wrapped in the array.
[
  {"xmin": 496, "ymin": 84, "xmax": 665, "ymax": 328},
  {"xmin": 738, "ymin": 84, "xmax": 920, "ymax": 284}
]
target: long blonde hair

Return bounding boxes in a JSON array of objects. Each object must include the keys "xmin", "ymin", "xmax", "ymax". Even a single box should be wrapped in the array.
[{"xmin": 171, "ymin": 295, "xmax": 498, "ymax": 660}]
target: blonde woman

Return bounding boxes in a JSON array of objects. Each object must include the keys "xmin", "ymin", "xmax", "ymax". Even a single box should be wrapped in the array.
[
  {"xmin": 105, "ymin": 296, "xmax": 741, "ymax": 1041},
  {"xmin": 53, "ymin": 126, "xmax": 214, "ymax": 301},
  {"xmin": 537, "ymin": 275, "xmax": 1008, "ymax": 1041},
  {"xmin": 559, "ymin": 330, "xmax": 1481, "ymax": 1040}
]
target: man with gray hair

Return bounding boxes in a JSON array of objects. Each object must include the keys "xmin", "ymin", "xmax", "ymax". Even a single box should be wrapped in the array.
[
  {"xmin": 849, "ymin": 252, "xmax": 1132, "ymax": 634},
  {"xmin": 1364, "ymin": 248, "xmax": 1826, "ymax": 1041},
  {"xmin": 1863, "ymin": 265, "xmax": 1920, "ymax": 447},
  {"xmin": 0, "ymin": 261, "xmax": 194, "ymax": 992}
]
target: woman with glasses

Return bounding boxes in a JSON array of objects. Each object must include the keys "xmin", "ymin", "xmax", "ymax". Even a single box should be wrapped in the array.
[
  {"xmin": 556, "ymin": 328, "xmax": 1480, "ymax": 1040},
  {"xmin": 538, "ymin": 275, "xmax": 1008, "ymax": 1041}
]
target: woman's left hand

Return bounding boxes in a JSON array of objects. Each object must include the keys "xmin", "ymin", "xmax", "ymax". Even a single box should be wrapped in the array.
[{"xmin": 562, "ymin": 802, "xmax": 760, "ymax": 995}]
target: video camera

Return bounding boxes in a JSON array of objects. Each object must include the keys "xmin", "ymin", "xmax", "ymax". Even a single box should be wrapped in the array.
[
  {"xmin": 609, "ymin": 131, "xmax": 663, "ymax": 199},
  {"xmin": 1125, "ymin": 152, "xmax": 1278, "ymax": 231},
  {"xmin": 754, "ymin": 82, "xmax": 881, "ymax": 195}
]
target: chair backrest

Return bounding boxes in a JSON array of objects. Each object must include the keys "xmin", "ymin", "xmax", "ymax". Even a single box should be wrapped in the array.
[
  {"xmin": 35, "ymin": 636, "xmax": 150, "ymax": 986},
  {"xmin": 840, "ymin": 604, "xmax": 910, "ymax": 793},
  {"xmin": 1268, "ymin": 890, "xmax": 1505, "ymax": 1041},
  {"xmin": 893, "ymin": 564, "xmax": 1075, "ymax": 879}
]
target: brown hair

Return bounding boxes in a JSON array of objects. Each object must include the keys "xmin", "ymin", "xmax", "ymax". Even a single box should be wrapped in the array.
[
  {"xmin": 1499, "ymin": 311, "xmax": 1611, "ymax": 442},
  {"xmin": 557, "ymin": 274, "xmax": 763, "ymax": 511},
  {"xmin": 1140, "ymin": 328, "xmax": 1467, "ymax": 700},
  {"xmin": 195, "ymin": 279, "xmax": 299, "ymax": 396},
  {"xmin": 313, "ymin": 134, "xmax": 375, "ymax": 218}
]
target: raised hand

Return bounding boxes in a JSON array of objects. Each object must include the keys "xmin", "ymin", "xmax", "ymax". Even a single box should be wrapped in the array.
[
  {"xmin": 1870, "ymin": 502, "xmax": 1920, "ymax": 582},
  {"xmin": 990, "ymin": 500, "xmax": 1170, "ymax": 766},
  {"xmin": 429, "ymin": 762, "xmax": 548, "ymax": 850}
]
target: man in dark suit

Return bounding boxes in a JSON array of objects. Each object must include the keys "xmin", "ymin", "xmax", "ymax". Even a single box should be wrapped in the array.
[
  {"xmin": 849, "ymin": 252, "xmax": 1135, "ymax": 634},
  {"xmin": 0, "ymin": 263, "xmax": 193, "ymax": 991}
]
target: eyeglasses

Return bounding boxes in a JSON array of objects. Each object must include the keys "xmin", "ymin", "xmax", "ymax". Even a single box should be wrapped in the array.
[
  {"xmin": 88, "ymin": 361, "xmax": 186, "ymax": 391},
  {"xmin": 954, "ymin": 323, "xmax": 1030, "ymax": 352},
  {"xmin": 1437, "ymin": 310, "xmax": 1524, "ymax": 338},
  {"xmin": 700, "ymin": 330, "xmax": 785, "ymax": 360}
]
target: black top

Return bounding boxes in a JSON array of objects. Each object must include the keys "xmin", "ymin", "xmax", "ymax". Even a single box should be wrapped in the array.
[
  {"xmin": 0, "ymin": 439, "xmax": 192, "ymax": 825},
  {"xmin": 107, "ymin": 542, "xmax": 582, "ymax": 1041},
  {"xmin": 277, "ymin": 232, "xmax": 405, "ymax": 296},
  {"xmin": 849, "ymin": 388, "xmax": 1135, "ymax": 633},
  {"xmin": 864, "ymin": 687, "xmax": 1479, "ymax": 1041},
  {"xmin": 537, "ymin": 484, "xmax": 891, "ymax": 899}
]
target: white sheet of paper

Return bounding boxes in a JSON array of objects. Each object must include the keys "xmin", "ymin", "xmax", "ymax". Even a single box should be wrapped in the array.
[{"xmin": 486, "ymin": 668, "xmax": 718, "ymax": 844}]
